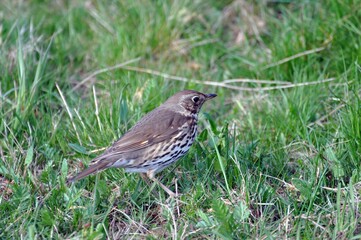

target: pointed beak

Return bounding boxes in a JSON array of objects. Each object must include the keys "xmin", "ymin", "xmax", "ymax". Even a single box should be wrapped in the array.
[{"xmin": 205, "ymin": 93, "xmax": 217, "ymax": 100}]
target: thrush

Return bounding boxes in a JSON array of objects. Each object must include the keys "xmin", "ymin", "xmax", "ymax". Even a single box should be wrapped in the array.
[{"xmin": 67, "ymin": 90, "xmax": 217, "ymax": 197}]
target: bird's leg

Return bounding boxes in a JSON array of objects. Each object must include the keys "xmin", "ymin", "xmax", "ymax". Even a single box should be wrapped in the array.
[
  {"xmin": 140, "ymin": 173, "xmax": 151, "ymax": 185},
  {"xmin": 140, "ymin": 173, "xmax": 158, "ymax": 197},
  {"xmin": 145, "ymin": 171, "xmax": 176, "ymax": 198}
]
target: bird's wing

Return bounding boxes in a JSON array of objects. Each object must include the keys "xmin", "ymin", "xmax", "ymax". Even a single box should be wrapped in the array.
[{"xmin": 91, "ymin": 108, "xmax": 190, "ymax": 163}]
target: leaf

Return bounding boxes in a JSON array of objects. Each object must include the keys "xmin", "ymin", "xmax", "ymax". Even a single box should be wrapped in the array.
[
  {"xmin": 209, "ymin": 118, "xmax": 218, "ymax": 135},
  {"xmin": 233, "ymin": 201, "xmax": 250, "ymax": 221},
  {"xmin": 203, "ymin": 113, "xmax": 219, "ymax": 134},
  {"xmin": 68, "ymin": 143, "xmax": 87, "ymax": 154},
  {"xmin": 27, "ymin": 225, "xmax": 36, "ymax": 240},
  {"xmin": 208, "ymin": 135, "xmax": 219, "ymax": 148},
  {"xmin": 292, "ymin": 178, "xmax": 313, "ymax": 199},
  {"xmin": 87, "ymin": 225, "xmax": 104, "ymax": 240},
  {"xmin": 212, "ymin": 199, "xmax": 231, "ymax": 224},
  {"xmin": 197, "ymin": 129, "xmax": 208, "ymax": 142},
  {"xmin": 214, "ymin": 155, "xmax": 227, "ymax": 173},
  {"xmin": 96, "ymin": 179, "xmax": 109, "ymax": 197},
  {"xmin": 325, "ymin": 147, "xmax": 344, "ymax": 178},
  {"xmin": 196, "ymin": 210, "xmax": 215, "ymax": 228},
  {"xmin": 25, "ymin": 144, "xmax": 34, "ymax": 167},
  {"xmin": 61, "ymin": 158, "xmax": 68, "ymax": 177},
  {"xmin": 40, "ymin": 209, "xmax": 56, "ymax": 226},
  {"xmin": 212, "ymin": 199, "xmax": 234, "ymax": 239}
]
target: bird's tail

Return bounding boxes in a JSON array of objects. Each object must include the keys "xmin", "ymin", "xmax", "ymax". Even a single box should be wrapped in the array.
[{"xmin": 66, "ymin": 161, "xmax": 109, "ymax": 184}]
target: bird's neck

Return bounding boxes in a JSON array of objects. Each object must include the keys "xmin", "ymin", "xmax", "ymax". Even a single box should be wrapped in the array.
[
  {"xmin": 165, "ymin": 104, "xmax": 199, "ymax": 119},
  {"xmin": 178, "ymin": 108, "xmax": 198, "ymax": 120}
]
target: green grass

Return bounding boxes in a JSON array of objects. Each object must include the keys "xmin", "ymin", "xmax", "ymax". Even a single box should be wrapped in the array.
[{"xmin": 1, "ymin": 0, "xmax": 361, "ymax": 238}]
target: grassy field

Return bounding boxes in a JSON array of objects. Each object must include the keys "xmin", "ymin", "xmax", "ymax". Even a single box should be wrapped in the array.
[{"xmin": 1, "ymin": 0, "xmax": 361, "ymax": 239}]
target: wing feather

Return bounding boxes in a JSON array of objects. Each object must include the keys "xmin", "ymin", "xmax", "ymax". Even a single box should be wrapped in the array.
[{"xmin": 94, "ymin": 109, "xmax": 188, "ymax": 160}]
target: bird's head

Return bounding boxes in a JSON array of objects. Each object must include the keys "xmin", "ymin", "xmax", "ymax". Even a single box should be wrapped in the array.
[{"xmin": 164, "ymin": 90, "xmax": 217, "ymax": 115}]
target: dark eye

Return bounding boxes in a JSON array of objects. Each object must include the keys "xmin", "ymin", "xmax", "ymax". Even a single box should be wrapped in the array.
[{"xmin": 192, "ymin": 96, "xmax": 200, "ymax": 103}]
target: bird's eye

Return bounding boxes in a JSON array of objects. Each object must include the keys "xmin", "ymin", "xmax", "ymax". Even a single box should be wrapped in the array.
[{"xmin": 192, "ymin": 96, "xmax": 200, "ymax": 103}]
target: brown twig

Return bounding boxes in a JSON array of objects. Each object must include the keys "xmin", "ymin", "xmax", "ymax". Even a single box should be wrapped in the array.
[
  {"xmin": 307, "ymin": 103, "xmax": 345, "ymax": 128},
  {"xmin": 261, "ymin": 46, "xmax": 326, "ymax": 70},
  {"xmin": 71, "ymin": 58, "xmax": 141, "ymax": 92},
  {"xmin": 118, "ymin": 65, "xmax": 336, "ymax": 92}
]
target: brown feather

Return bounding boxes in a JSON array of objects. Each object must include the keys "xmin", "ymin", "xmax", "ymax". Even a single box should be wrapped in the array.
[
  {"xmin": 67, "ymin": 160, "xmax": 110, "ymax": 183},
  {"xmin": 90, "ymin": 110, "xmax": 188, "ymax": 164}
]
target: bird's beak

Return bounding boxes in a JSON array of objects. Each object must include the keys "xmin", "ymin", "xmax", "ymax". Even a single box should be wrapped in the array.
[{"xmin": 205, "ymin": 93, "xmax": 217, "ymax": 100}]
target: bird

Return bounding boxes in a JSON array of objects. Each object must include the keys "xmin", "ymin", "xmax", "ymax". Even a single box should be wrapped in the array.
[{"xmin": 67, "ymin": 90, "xmax": 217, "ymax": 197}]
